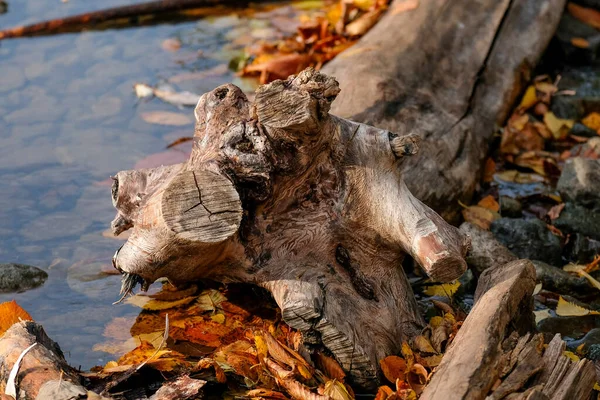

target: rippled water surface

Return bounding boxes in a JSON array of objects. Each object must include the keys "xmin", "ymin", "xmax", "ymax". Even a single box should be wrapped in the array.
[{"xmin": 0, "ymin": 0, "xmax": 315, "ymax": 369}]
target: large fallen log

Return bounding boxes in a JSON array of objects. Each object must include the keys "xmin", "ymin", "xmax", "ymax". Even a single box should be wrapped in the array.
[
  {"xmin": 322, "ymin": 0, "xmax": 566, "ymax": 220},
  {"xmin": 110, "ymin": 68, "xmax": 470, "ymax": 388}
]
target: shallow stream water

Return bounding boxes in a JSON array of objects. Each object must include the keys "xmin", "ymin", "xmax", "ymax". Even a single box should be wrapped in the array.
[{"xmin": 0, "ymin": 0, "xmax": 317, "ymax": 369}]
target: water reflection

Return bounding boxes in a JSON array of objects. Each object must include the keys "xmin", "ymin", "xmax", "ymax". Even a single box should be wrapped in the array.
[{"xmin": 0, "ymin": 0, "xmax": 318, "ymax": 369}]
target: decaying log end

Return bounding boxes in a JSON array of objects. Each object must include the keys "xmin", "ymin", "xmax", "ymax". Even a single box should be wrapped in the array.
[{"xmin": 109, "ymin": 67, "xmax": 470, "ymax": 387}]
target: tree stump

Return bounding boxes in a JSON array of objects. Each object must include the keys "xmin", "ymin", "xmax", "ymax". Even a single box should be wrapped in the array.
[{"xmin": 110, "ymin": 68, "xmax": 470, "ymax": 387}]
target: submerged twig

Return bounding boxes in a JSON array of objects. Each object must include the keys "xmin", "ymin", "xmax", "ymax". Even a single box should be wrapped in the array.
[{"xmin": 0, "ymin": 0, "xmax": 260, "ymax": 40}]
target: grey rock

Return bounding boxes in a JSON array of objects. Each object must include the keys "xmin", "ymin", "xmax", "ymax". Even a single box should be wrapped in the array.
[
  {"xmin": 0, "ymin": 263, "xmax": 48, "ymax": 293},
  {"xmin": 532, "ymin": 260, "xmax": 592, "ymax": 298},
  {"xmin": 554, "ymin": 202, "xmax": 600, "ymax": 241},
  {"xmin": 570, "ymin": 122, "xmax": 599, "ymax": 138},
  {"xmin": 551, "ymin": 67, "xmax": 600, "ymax": 120},
  {"xmin": 459, "ymin": 222, "xmax": 517, "ymax": 276},
  {"xmin": 490, "ymin": 218, "xmax": 563, "ymax": 266},
  {"xmin": 499, "ymin": 196, "xmax": 523, "ymax": 218},
  {"xmin": 566, "ymin": 233, "xmax": 600, "ymax": 264},
  {"xmin": 557, "ymin": 157, "xmax": 600, "ymax": 211}
]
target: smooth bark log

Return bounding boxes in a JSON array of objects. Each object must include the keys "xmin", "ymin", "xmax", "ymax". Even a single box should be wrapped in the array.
[
  {"xmin": 110, "ymin": 68, "xmax": 470, "ymax": 388},
  {"xmin": 322, "ymin": 0, "xmax": 566, "ymax": 220}
]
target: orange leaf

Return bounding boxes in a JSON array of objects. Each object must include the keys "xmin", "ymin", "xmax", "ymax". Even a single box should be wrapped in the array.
[
  {"xmin": 0, "ymin": 300, "xmax": 33, "ymax": 336},
  {"xmin": 582, "ymin": 112, "xmax": 600, "ymax": 132},
  {"xmin": 380, "ymin": 355, "xmax": 407, "ymax": 383},
  {"xmin": 568, "ymin": 2, "xmax": 600, "ymax": 29},
  {"xmin": 477, "ymin": 195, "xmax": 500, "ymax": 213},
  {"xmin": 571, "ymin": 37, "xmax": 590, "ymax": 48},
  {"xmin": 375, "ymin": 385, "xmax": 394, "ymax": 400},
  {"xmin": 483, "ymin": 158, "xmax": 496, "ymax": 183}
]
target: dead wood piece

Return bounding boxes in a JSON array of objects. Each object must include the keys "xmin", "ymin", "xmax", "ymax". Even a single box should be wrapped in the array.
[
  {"xmin": 486, "ymin": 334, "xmax": 544, "ymax": 400},
  {"xmin": 322, "ymin": 0, "xmax": 566, "ymax": 220},
  {"xmin": 110, "ymin": 68, "xmax": 470, "ymax": 388},
  {"xmin": 537, "ymin": 334, "xmax": 596, "ymax": 400},
  {"xmin": 0, "ymin": 0, "xmax": 259, "ymax": 39},
  {"xmin": 420, "ymin": 259, "xmax": 536, "ymax": 400},
  {"xmin": 0, "ymin": 321, "xmax": 85, "ymax": 400}
]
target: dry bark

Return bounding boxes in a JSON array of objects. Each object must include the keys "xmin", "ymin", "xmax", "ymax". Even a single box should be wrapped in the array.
[
  {"xmin": 0, "ymin": 322, "xmax": 87, "ymax": 400},
  {"xmin": 420, "ymin": 259, "xmax": 537, "ymax": 400},
  {"xmin": 110, "ymin": 68, "xmax": 470, "ymax": 388},
  {"xmin": 322, "ymin": 0, "xmax": 566, "ymax": 220}
]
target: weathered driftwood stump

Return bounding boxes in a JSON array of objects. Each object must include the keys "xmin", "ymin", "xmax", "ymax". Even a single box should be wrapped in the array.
[{"xmin": 110, "ymin": 68, "xmax": 470, "ymax": 387}]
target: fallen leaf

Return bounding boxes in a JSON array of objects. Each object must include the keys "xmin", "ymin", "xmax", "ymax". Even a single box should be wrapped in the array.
[
  {"xmin": 461, "ymin": 205, "xmax": 500, "ymax": 230},
  {"xmin": 547, "ymin": 224, "xmax": 563, "ymax": 237},
  {"xmin": 494, "ymin": 170, "xmax": 545, "ymax": 184},
  {"xmin": 483, "ymin": 158, "xmax": 496, "ymax": 183},
  {"xmin": 246, "ymin": 388, "xmax": 289, "ymax": 399},
  {"xmin": 555, "ymin": 296, "xmax": 599, "ymax": 316},
  {"xmin": 582, "ymin": 112, "xmax": 600, "ymax": 132},
  {"xmin": 563, "ymin": 263, "xmax": 600, "ymax": 291},
  {"xmin": 571, "ymin": 37, "xmax": 590, "ymax": 48},
  {"xmin": 547, "ymin": 203, "xmax": 565, "ymax": 220},
  {"xmin": 380, "ymin": 355, "xmax": 407, "ymax": 383},
  {"xmin": 407, "ymin": 363, "xmax": 428, "ymax": 395},
  {"xmin": 534, "ymin": 309, "xmax": 551, "ymax": 324},
  {"xmin": 126, "ymin": 295, "xmax": 197, "ymax": 311},
  {"xmin": 196, "ymin": 289, "xmax": 227, "ymax": 312},
  {"xmin": 544, "ymin": 112, "xmax": 574, "ymax": 139},
  {"xmin": 563, "ymin": 350, "xmax": 580, "ymax": 362},
  {"xmin": 0, "ymin": 301, "xmax": 33, "ymax": 336},
  {"xmin": 423, "ymin": 281, "xmax": 461, "ymax": 298},
  {"xmin": 375, "ymin": 386, "xmax": 394, "ymax": 400},
  {"xmin": 323, "ymin": 380, "xmax": 353, "ymax": 400},
  {"xmin": 568, "ymin": 2, "xmax": 600, "ymax": 29},
  {"xmin": 413, "ymin": 335, "xmax": 436, "ymax": 354},
  {"xmin": 419, "ymin": 354, "xmax": 443, "ymax": 368},
  {"xmin": 477, "ymin": 195, "xmax": 500, "ymax": 212},
  {"xmin": 141, "ymin": 111, "xmax": 193, "ymax": 126},
  {"xmin": 518, "ymin": 85, "xmax": 538, "ymax": 110},
  {"xmin": 315, "ymin": 353, "xmax": 346, "ymax": 381},
  {"xmin": 391, "ymin": 0, "xmax": 419, "ymax": 15}
]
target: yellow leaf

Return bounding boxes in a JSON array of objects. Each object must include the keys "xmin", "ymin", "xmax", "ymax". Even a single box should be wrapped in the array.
[
  {"xmin": 126, "ymin": 295, "xmax": 196, "ymax": 311},
  {"xmin": 582, "ymin": 112, "xmax": 600, "ymax": 132},
  {"xmin": 254, "ymin": 333, "xmax": 268, "ymax": 360},
  {"xmin": 323, "ymin": 380, "xmax": 353, "ymax": 400},
  {"xmin": 563, "ymin": 351, "xmax": 580, "ymax": 362},
  {"xmin": 563, "ymin": 264, "xmax": 600, "ymax": 291},
  {"xmin": 593, "ymin": 382, "xmax": 600, "ymax": 391},
  {"xmin": 423, "ymin": 281, "xmax": 461, "ymax": 298},
  {"xmin": 353, "ymin": 0, "xmax": 375, "ymax": 11},
  {"xmin": 428, "ymin": 316, "xmax": 444, "ymax": 329},
  {"xmin": 519, "ymin": 85, "xmax": 538, "ymax": 110},
  {"xmin": 211, "ymin": 313, "xmax": 226, "ymax": 324},
  {"xmin": 556, "ymin": 296, "xmax": 600, "ymax": 316},
  {"xmin": 0, "ymin": 300, "xmax": 33, "ymax": 336},
  {"xmin": 544, "ymin": 112, "xmax": 574, "ymax": 139},
  {"xmin": 401, "ymin": 342, "xmax": 414, "ymax": 369}
]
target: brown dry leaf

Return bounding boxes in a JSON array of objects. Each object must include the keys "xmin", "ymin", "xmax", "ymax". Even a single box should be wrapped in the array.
[
  {"xmin": 148, "ymin": 283, "xmax": 198, "ymax": 301},
  {"xmin": 513, "ymin": 151, "xmax": 554, "ymax": 176},
  {"xmin": 461, "ymin": 205, "xmax": 500, "ymax": 230},
  {"xmin": 535, "ymin": 81, "xmax": 558, "ymax": 103},
  {"xmin": 407, "ymin": 363, "xmax": 428, "ymax": 395},
  {"xmin": 547, "ymin": 203, "xmax": 565, "ymax": 220},
  {"xmin": 568, "ymin": 2, "xmax": 600, "ymax": 29},
  {"xmin": 196, "ymin": 289, "xmax": 227, "ymax": 312},
  {"xmin": 246, "ymin": 388, "xmax": 290, "ymax": 399},
  {"xmin": 547, "ymin": 224, "xmax": 564, "ymax": 237},
  {"xmin": 115, "ymin": 341, "xmax": 186, "ymax": 372},
  {"xmin": 197, "ymin": 358, "xmax": 227, "ymax": 383},
  {"xmin": 380, "ymin": 355, "xmax": 407, "ymax": 383},
  {"xmin": 140, "ymin": 111, "xmax": 193, "ymax": 126},
  {"xmin": 260, "ymin": 330, "xmax": 313, "ymax": 380},
  {"xmin": 0, "ymin": 300, "xmax": 33, "ymax": 336},
  {"xmin": 582, "ymin": 112, "xmax": 600, "ymax": 132},
  {"xmin": 494, "ymin": 170, "xmax": 545, "ymax": 184},
  {"xmin": 555, "ymin": 296, "xmax": 600, "ymax": 316},
  {"xmin": 315, "ymin": 353, "xmax": 346, "ymax": 381},
  {"xmin": 477, "ymin": 195, "xmax": 500, "ymax": 212},
  {"xmin": 500, "ymin": 120, "xmax": 544, "ymax": 155},
  {"xmin": 419, "ymin": 354, "xmax": 443, "ymax": 368},
  {"xmin": 166, "ymin": 136, "xmax": 194, "ymax": 149},
  {"xmin": 244, "ymin": 53, "xmax": 312, "ymax": 84},
  {"xmin": 391, "ymin": 0, "xmax": 419, "ymax": 15},
  {"xmin": 412, "ymin": 335, "xmax": 436, "ymax": 354},
  {"xmin": 171, "ymin": 319, "xmax": 232, "ymax": 348},
  {"xmin": 126, "ymin": 295, "xmax": 197, "ymax": 311},
  {"xmin": 571, "ymin": 37, "xmax": 590, "ymax": 48},
  {"xmin": 483, "ymin": 158, "xmax": 496, "ymax": 183},
  {"xmin": 544, "ymin": 112, "xmax": 574, "ymax": 139}
]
